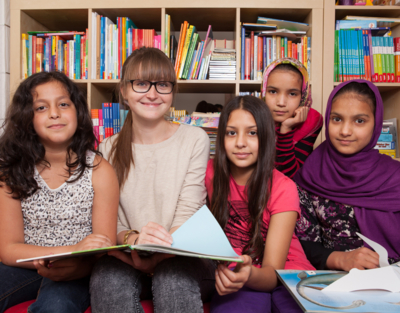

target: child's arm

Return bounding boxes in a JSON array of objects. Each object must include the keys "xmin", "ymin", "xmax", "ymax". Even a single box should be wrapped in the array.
[
  {"xmin": 0, "ymin": 185, "xmax": 102, "ymax": 269},
  {"xmin": 215, "ymin": 211, "xmax": 298, "ymax": 295},
  {"xmin": 0, "ymin": 156, "xmax": 119, "ymax": 270},
  {"xmin": 276, "ymin": 108, "xmax": 322, "ymax": 178},
  {"xmin": 33, "ymin": 156, "xmax": 120, "ymax": 280}
]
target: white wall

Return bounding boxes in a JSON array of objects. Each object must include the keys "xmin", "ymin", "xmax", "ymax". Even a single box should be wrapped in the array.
[{"xmin": 0, "ymin": 0, "xmax": 10, "ymax": 122}]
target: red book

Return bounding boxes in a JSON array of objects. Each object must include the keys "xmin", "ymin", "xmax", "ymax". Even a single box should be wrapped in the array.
[
  {"xmin": 258, "ymin": 36, "xmax": 262, "ymax": 76},
  {"xmin": 138, "ymin": 29, "xmax": 144, "ymax": 49},
  {"xmin": 245, "ymin": 38, "xmax": 250, "ymax": 80}
]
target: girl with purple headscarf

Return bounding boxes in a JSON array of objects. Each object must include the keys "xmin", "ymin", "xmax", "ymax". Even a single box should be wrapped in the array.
[{"xmin": 295, "ymin": 79, "xmax": 400, "ymax": 271}]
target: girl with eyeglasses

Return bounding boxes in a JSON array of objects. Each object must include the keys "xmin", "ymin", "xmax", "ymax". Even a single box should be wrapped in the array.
[{"xmin": 90, "ymin": 47, "xmax": 216, "ymax": 313}]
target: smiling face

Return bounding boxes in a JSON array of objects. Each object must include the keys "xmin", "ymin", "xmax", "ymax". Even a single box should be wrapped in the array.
[
  {"xmin": 328, "ymin": 93, "xmax": 375, "ymax": 155},
  {"xmin": 264, "ymin": 69, "xmax": 303, "ymax": 123},
  {"xmin": 121, "ymin": 79, "xmax": 173, "ymax": 123},
  {"xmin": 224, "ymin": 109, "xmax": 259, "ymax": 183},
  {"xmin": 32, "ymin": 81, "xmax": 77, "ymax": 149}
]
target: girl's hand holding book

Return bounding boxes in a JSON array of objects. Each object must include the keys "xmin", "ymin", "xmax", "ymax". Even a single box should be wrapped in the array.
[
  {"xmin": 215, "ymin": 255, "xmax": 252, "ymax": 296},
  {"xmin": 137, "ymin": 222, "xmax": 173, "ymax": 246},
  {"xmin": 74, "ymin": 234, "xmax": 113, "ymax": 252},
  {"xmin": 326, "ymin": 247, "xmax": 380, "ymax": 271},
  {"xmin": 33, "ymin": 257, "xmax": 95, "ymax": 281}
]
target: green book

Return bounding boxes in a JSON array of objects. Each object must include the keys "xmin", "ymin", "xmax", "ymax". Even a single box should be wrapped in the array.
[{"xmin": 183, "ymin": 33, "xmax": 200, "ymax": 79}]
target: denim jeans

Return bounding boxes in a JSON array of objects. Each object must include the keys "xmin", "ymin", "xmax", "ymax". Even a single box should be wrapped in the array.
[
  {"xmin": 0, "ymin": 262, "xmax": 90, "ymax": 313},
  {"xmin": 90, "ymin": 255, "xmax": 216, "ymax": 313}
]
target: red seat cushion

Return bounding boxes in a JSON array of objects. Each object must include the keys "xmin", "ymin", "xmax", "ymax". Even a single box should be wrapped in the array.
[{"xmin": 5, "ymin": 300, "xmax": 210, "ymax": 313}]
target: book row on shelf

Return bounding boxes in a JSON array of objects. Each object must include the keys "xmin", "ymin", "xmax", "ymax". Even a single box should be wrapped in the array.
[
  {"xmin": 165, "ymin": 17, "xmax": 236, "ymax": 81},
  {"xmin": 91, "ymin": 12, "xmax": 161, "ymax": 80},
  {"xmin": 91, "ymin": 104, "xmax": 129, "ymax": 144},
  {"xmin": 21, "ymin": 31, "xmax": 88, "ymax": 79},
  {"xmin": 240, "ymin": 16, "xmax": 311, "ymax": 81},
  {"xmin": 334, "ymin": 16, "xmax": 400, "ymax": 82}
]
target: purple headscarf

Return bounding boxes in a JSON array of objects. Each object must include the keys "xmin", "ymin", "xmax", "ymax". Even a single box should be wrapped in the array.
[{"xmin": 294, "ymin": 79, "xmax": 400, "ymax": 261}]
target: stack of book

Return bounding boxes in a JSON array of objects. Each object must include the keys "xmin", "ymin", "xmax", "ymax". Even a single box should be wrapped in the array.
[
  {"xmin": 209, "ymin": 45, "xmax": 236, "ymax": 80},
  {"xmin": 374, "ymin": 118, "xmax": 398, "ymax": 158},
  {"xmin": 91, "ymin": 12, "xmax": 161, "ymax": 80},
  {"xmin": 241, "ymin": 16, "xmax": 311, "ymax": 81},
  {"xmin": 21, "ymin": 31, "xmax": 88, "ymax": 79},
  {"xmin": 165, "ymin": 17, "xmax": 232, "ymax": 80},
  {"xmin": 91, "ymin": 104, "xmax": 129, "ymax": 144},
  {"xmin": 334, "ymin": 16, "xmax": 400, "ymax": 83}
]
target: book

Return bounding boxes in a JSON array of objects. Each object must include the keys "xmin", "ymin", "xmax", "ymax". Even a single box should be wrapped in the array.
[
  {"xmin": 344, "ymin": 15, "xmax": 400, "ymax": 28},
  {"xmin": 276, "ymin": 269, "xmax": 400, "ymax": 313},
  {"xmin": 17, "ymin": 205, "xmax": 242, "ymax": 264},
  {"xmin": 257, "ymin": 16, "xmax": 309, "ymax": 32}
]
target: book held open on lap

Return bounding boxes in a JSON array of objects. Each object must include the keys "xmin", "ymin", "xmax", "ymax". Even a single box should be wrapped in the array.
[{"xmin": 17, "ymin": 205, "xmax": 242, "ymax": 263}]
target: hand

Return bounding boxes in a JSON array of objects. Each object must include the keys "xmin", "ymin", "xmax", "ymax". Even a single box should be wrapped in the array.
[
  {"xmin": 136, "ymin": 222, "xmax": 173, "ymax": 246},
  {"xmin": 33, "ymin": 257, "xmax": 94, "ymax": 281},
  {"xmin": 280, "ymin": 106, "xmax": 310, "ymax": 134},
  {"xmin": 73, "ymin": 234, "xmax": 113, "ymax": 252},
  {"xmin": 108, "ymin": 250, "xmax": 174, "ymax": 273},
  {"xmin": 215, "ymin": 255, "xmax": 252, "ymax": 296},
  {"xmin": 327, "ymin": 248, "xmax": 379, "ymax": 271}
]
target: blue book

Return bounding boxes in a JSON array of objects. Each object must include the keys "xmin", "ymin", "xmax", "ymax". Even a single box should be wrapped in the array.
[
  {"xmin": 75, "ymin": 34, "xmax": 81, "ymax": 79},
  {"xmin": 120, "ymin": 109, "xmax": 125, "ymax": 128},
  {"xmin": 336, "ymin": 20, "xmax": 377, "ymax": 30},
  {"xmin": 241, "ymin": 26, "xmax": 245, "ymax": 80},
  {"xmin": 28, "ymin": 35, "xmax": 32, "ymax": 76},
  {"xmin": 378, "ymin": 133, "xmax": 393, "ymax": 142},
  {"xmin": 100, "ymin": 16, "xmax": 105, "ymax": 79}
]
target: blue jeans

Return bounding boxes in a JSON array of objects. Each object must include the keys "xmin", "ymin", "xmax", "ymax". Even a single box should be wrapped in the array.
[
  {"xmin": 0, "ymin": 262, "xmax": 90, "ymax": 313},
  {"xmin": 90, "ymin": 255, "xmax": 216, "ymax": 313}
]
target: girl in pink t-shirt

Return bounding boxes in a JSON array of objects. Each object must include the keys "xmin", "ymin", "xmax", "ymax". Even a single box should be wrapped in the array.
[{"xmin": 206, "ymin": 95, "xmax": 314, "ymax": 313}]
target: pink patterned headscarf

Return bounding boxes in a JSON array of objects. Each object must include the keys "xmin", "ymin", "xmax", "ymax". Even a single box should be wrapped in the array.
[{"xmin": 261, "ymin": 57, "xmax": 312, "ymax": 108}]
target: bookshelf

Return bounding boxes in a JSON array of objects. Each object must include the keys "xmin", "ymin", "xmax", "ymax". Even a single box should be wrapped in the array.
[
  {"xmin": 323, "ymin": 0, "xmax": 400, "ymax": 156},
  {"xmin": 10, "ymin": 0, "xmax": 323, "ymax": 144}
]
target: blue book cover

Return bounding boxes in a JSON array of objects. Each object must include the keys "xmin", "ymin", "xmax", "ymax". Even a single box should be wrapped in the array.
[
  {"xmin": 241, "ymin": 26, "xmax": 245, "ymax": 80},
  {"xmin": 100, "ymin": 16, "xmax": 105, "ymax": 79},
  {"xmin": 75, "ymin": 35, "xmax": 81, "ymax": 79}
]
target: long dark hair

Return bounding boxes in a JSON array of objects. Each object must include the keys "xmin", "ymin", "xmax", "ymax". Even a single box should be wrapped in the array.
[
  {"xmin": 0, "ymin": 71, "xmax": 100, "ymax": 199},
  {"xmin": 211, "ymin": 96, "xmax": 276, "ymax": 261},
  {"xmin": 110, "ymin": 47, "xmax": 177, "ymax": 187}
]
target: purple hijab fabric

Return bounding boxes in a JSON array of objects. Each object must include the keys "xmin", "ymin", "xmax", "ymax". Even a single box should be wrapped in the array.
[{"xmin": 294, "ymin": 79, "xmax": 400, "ymax": 260}]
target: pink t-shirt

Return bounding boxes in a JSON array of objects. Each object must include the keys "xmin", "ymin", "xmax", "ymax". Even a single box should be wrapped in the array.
[{"xmin": 205, "ymin": 160, "xmax": 314, "ymax": 270}]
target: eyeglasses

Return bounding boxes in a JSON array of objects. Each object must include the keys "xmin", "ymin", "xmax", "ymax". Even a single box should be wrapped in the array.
[{"xmin": 128, "ymin": 80, "xmax": 175, "ymax": 94}]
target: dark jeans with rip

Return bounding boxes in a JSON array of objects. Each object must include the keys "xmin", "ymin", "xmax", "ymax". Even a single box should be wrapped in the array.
[
  {"xmin": 90, "ymin": 255, "xmax": 216, "ymax": 313},
  {"xmin": 0, "ymin": 262, "xmax": 90, "ymax": 313}
]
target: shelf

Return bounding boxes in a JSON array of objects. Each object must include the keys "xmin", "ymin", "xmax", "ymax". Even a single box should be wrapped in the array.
[
  {"xmin": 177, "ymin": 80, "xmax": 236, "ymax": 93},
  {"xmin": 333, "ymin": 82, "xmax": 400, "ymax": 92},
  {"xmin": 335, "ymin": 6, "xmax": 400, "ymax": 20}
]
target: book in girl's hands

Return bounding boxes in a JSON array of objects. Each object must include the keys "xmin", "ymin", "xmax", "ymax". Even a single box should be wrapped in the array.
[{"xmin": 17, "ymin": 205, "xmax": 243, "ymax": 263}]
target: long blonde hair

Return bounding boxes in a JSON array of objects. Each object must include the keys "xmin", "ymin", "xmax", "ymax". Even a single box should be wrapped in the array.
[{"xmin": 109, "ymin": 47, "xmax": 177, "ymax": 187}]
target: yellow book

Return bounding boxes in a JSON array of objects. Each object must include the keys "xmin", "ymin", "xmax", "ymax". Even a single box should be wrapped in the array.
[
  {"xmin": 166, "ymin": 14, "xmax": 170, "ymax": 57},
  {"xmin": 379, "ymin": 149, "xmax": 396, "ymax": 158},
  {"xmin": 178, "ymin": 25, "xmax": 194, "ymax": 78},
  {"xmin": 21, "ymin": 34, "xmax": 28, "ymax": 78},
  {"xmin": 303, "ymin": 36, "xmax": 307, "ymax": 67}
]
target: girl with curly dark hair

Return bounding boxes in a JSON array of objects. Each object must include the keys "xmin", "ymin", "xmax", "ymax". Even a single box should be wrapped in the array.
[{"xmin": 0, "ymin": 71, "xmax": 119, "ymax": 313}]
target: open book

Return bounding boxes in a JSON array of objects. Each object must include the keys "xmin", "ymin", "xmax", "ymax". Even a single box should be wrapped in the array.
[
  {"xmin": 276, "ymin": 233, "xmax": 400, "ymax": 312},
  {"xmin": 17, "ymin": 205, "xmax": 242, "ymax": 263}
]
